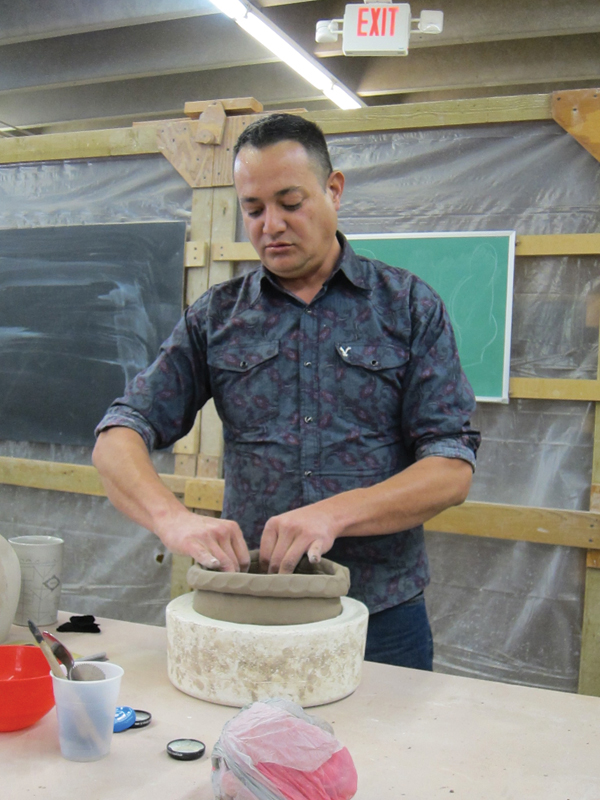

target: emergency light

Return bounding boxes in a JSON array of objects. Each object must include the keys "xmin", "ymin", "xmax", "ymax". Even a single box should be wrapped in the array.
[{"xmin": 315, "ymin": 3, "xmax": 443, "ymax": 57}]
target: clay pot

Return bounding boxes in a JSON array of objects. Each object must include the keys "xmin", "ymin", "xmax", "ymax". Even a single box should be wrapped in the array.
[
  {"xmin": 187, "ymin": 551, "xmax": 350, "ymax": 626},
  {"xmin": 0, "ymin": 536, "xmax": 21, "ymax": 643}
]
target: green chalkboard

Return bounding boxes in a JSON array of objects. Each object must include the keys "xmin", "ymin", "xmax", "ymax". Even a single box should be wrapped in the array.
[{"xmin": 347, "ymin": 232, "xmax": 515, "ymax": 403}]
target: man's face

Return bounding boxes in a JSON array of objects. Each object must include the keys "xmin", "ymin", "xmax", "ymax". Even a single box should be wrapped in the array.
[{"xmin": 234, "ymin": 140, "xmax": 344, "ymax": 286}]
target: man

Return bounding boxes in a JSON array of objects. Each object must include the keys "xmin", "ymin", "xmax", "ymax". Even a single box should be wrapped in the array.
[{"xmin": 93, "ymin": 114, "xmax": 480, "ymax": 670}]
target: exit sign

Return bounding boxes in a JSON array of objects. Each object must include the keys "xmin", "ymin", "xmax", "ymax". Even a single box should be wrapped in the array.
[{"xmin": 343, "ymin": 3, "xmax": 411, "ymax": 55}]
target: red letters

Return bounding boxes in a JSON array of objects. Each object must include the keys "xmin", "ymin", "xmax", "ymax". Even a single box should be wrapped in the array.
[
  {"xmin": 357, "ymin": 6, "xmax": 369, "ymax": 35},
  {"xmin": 369, "ymin": 7, "xmax": 380, "ymax": 35},
  {"xmin": 388, "ymin": 5, "xmax": 398, "ymax": 35},
  {"xmin": 356, "ymin": 5, "xmax": 400, "ymax": 38}
]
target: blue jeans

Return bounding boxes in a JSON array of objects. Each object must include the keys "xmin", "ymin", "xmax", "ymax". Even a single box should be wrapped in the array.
[{"xmin": 364, "ymin": 592, "xmax": 434, "ymax": 671}]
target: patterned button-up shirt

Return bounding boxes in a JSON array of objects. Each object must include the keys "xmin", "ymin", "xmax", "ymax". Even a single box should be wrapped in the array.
[{"xmin": 96, "ymin": 234, "xmax": 480, "ymax": 613}]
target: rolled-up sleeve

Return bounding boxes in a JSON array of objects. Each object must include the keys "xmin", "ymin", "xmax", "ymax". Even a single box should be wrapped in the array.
[
  {"xmin": 401, "ymin": 279, "xmax": 481, "ymax": 470},
  {"xmin": 94, "ymin": 296, "xmax": 211, "ymax": 451}
]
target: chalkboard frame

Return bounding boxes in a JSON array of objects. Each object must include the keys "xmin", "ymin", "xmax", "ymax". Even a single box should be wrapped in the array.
[{"xmin": 347, "ymin": 231, "xmax": 516, "ymax": 403}]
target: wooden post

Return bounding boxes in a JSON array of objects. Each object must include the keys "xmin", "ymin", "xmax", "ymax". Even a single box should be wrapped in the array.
[
  {"xmin": 197, "ymin": 186, "xmax": 237, "ymax": 480},
  {"xmin": 579, "ymin": 354, "xmax": 600, "ymax": 694},
  {"xmin": 169, "ymin": 188, "xmax": 215, "ymax": 597},
  {"xmin": 166, "ymin": 107, "xmax": 257, "ymax": 597}
]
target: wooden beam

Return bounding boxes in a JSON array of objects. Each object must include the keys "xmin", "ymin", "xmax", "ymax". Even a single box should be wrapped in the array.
[
  {"xmin": 0, "ymin": 457, "xmax": 106, "ymax": 496},
  {"xmin": 308, "ymin": 95, "xmax": 553, "ymax": 135},
  {"xmin": 0, "ymin": 94, "xmax": 557, "ymax": 164},
  {"xmin": 3, "ymin": 455, "xmax": 600, "ymax": 548},
  {"xmin": 0, "ymin": 126, "xmax": 159, "ymax": 164},
  {"xmin": 509, "ymin": 377, "xmax": 600, "ymax": 401},
  {"xmin": 516, "ymin": 233, "xmax": 600, "ymax": 256},
  {"xmin": 425, "ymin": 501, "xmax": 600, "ymax": 549},
  {"xmin": 0, "ymin": 455, "xmax": 224, "ymax": 508},
  {"xmin": 0, "ymin": 455, "xmax": 182, "ymax": 497}
]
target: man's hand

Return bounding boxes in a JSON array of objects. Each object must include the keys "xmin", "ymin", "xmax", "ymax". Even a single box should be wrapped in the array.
[
  {"xmin": 93, "ymin": 428, "xmax": 250, "ymax": 572},
  {"xmin": 156, "ymin": 509, "xmax": 250, "ymax": 573},
  {"xmin": 259, "ymin": 505, "xmax": 338, "ymax": 574}
]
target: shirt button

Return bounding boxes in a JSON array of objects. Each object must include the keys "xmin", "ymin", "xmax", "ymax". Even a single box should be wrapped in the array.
[
  {"xmin": 304, "ymin": 470, "xmax": 313, "ymax": 477},
  {"xmin": 304, "ymin": 361, "xmax": 312, "ymax": 367},
  {"xmin": 304, "ymin": 415, "xmax": 313, "ymax": 423}
]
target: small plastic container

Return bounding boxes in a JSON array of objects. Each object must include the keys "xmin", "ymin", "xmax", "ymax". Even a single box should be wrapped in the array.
[{"xmin": 51, "ymin": 662, "xmax": 124, "ymax": 761}]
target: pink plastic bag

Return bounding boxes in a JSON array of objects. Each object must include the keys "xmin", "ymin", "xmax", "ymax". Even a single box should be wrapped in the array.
[{"xmin": 211, "ymin": 699, "xmax": 358, "ymax": 800}]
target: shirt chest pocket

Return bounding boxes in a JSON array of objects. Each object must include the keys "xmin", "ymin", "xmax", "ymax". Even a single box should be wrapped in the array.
[
  {"xmin": 208, "ymin": 341, "xmax": 280, "ymax": 432},
  {"xmin": 332, "ymin": 342, "xmax": 410, "ymax": 430}
]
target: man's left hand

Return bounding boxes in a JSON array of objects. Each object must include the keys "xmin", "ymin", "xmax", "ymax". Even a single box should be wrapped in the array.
[{"xmin": 259, "ymin": 506, "xmax": 338, "ymax": 574}]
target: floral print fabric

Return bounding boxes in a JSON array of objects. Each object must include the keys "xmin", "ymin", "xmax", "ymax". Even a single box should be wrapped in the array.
[{"xmin": 96, "ymin": 234, "xmax": 480, "ymax": 612}]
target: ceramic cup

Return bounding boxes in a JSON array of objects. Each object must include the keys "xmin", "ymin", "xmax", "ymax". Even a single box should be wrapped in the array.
[
  {"xmin": 51, "ymin": 662, "xmax": 124, "ymax": 761},
  {"xmin": 0, "ymin": 536, "xmax": 22, "ymax": 642},
  {"xmin": 8, "ymin": 535, "xmax": 64, "ymax": 627}
]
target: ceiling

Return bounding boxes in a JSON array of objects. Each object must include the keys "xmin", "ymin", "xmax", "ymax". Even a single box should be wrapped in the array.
[{"xmin": 1, "ymin": 0, "xmax": 599, "ymax": 134}]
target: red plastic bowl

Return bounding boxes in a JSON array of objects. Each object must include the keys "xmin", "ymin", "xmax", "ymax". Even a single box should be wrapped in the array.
[{"xmin": 0, "ymin": 645, "xmax": 55, "ymax": 732}]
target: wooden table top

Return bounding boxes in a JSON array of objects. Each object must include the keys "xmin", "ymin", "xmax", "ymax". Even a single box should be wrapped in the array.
[{"xmin": 3, "ymin": 608, "xmax": 600, "ymax": 799}]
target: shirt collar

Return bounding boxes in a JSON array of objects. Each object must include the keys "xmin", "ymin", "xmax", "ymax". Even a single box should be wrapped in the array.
[
  {"xmin": 248, "ymin": 231, "xmax": 371, "ymax": 305},
  {"xmin": 331, "ymin": 232, "xmax": 372, "ymax": 293}
]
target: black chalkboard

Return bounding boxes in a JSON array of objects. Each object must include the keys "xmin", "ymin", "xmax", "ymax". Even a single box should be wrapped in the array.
[{"xmin": 0, "ymin": 222, "xmax": 186, "ymax": 445}]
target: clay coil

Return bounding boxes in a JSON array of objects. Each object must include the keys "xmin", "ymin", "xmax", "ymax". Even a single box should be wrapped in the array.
[{"xmin": 187, "ymin": 551, "xmax": 351, "ymax": 625}]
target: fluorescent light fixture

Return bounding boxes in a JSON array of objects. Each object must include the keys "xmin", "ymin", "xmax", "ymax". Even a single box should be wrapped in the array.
[{"xmin": 208, "ymin": 0, "xmax": 364, "ymax": 110}]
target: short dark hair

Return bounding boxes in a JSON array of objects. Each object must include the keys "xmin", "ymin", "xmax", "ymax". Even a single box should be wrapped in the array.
[{"xmin": 233, "ymin": 114, "xmax": 333, "ymax": 182}]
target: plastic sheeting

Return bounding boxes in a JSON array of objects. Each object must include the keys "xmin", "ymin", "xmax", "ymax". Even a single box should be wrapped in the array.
[
  {"xmin": 0, "ymin": 156, "xmax": 192, "ymax": 624},
  {"xmin": 328, "ymin": 122, "xmax": 599, "ymax": 691},
  {"xmin": 1, "ymin": 121, "xmax": 599, "ymax": 692}
]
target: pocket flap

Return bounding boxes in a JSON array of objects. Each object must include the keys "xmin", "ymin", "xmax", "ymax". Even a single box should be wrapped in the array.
[
  {"xmin": 335, "ymin": 342, "xmax": 409, "ymax": 371},
  {"xmin": 208, "ymin": 341, "xmax": 279, "ymax": 373}
]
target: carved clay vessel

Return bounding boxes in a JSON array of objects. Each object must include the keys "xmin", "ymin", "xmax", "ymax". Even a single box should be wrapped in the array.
[
  {"xmin": 0, "ymin": 536, "xmax": 21, "ymax": 643},
  {"xmin": 187, "ymin": 551, "xmax": 350, "ymax": 625}
]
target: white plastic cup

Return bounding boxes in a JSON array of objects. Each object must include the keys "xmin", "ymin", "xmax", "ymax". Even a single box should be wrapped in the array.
[
  {"xmin": 8, "ymin": 535, "xmax": 64, "ymax": 626},
  {"xmin": 51, "ymin": 662, "xmax": 124, "ymax": 762}
]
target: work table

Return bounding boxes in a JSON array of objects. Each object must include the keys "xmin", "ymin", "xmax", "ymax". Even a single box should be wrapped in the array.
[{"xmin": 3, "ymin": 608, "xmax": 599, "ymax": 799}]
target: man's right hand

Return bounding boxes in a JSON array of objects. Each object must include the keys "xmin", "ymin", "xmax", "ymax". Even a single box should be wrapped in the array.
[
  {"xmin": 93, "ymin": 427, "xmax": 250, "ymax": 572},
  {"xmin": 154, "ymin": 509, "xmax": 250, "ymax": 573}
]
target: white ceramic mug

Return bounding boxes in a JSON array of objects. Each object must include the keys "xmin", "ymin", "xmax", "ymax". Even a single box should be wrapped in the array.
[{"xmin": 8, "ymin": 535, "xmax": 64, "ymax": 627}]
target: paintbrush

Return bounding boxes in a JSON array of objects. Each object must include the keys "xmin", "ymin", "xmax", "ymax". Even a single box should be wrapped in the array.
[{"xmin": 27, "ymin": 619, "xmax": 66, "ymax": 679}]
